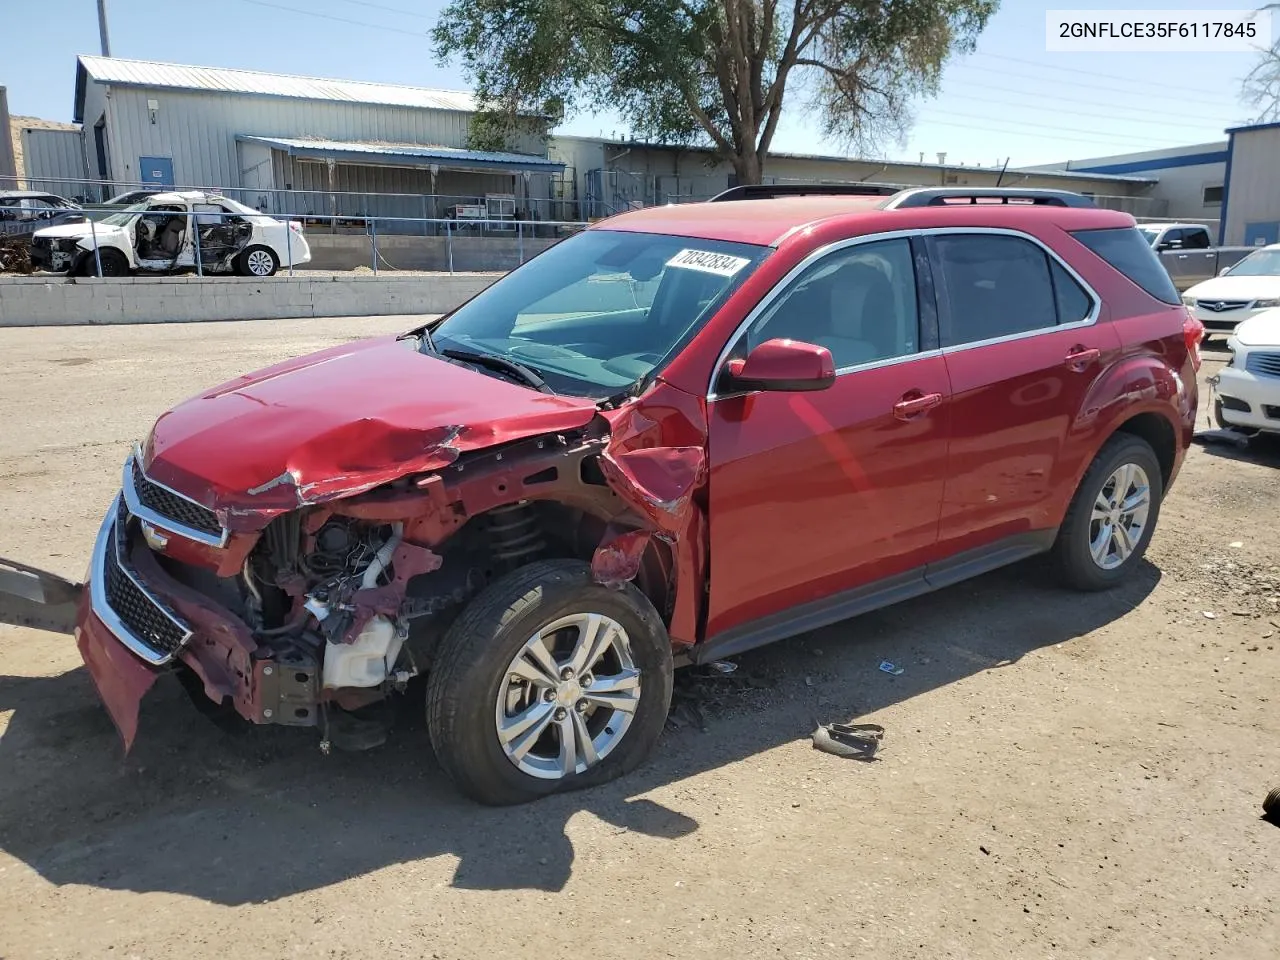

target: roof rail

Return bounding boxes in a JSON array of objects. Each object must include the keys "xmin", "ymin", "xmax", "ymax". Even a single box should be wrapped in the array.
[
  {"xmin": 881, "ymin": 187, "xmax": 1096, "ymax": 209},
  {"xmin": 708, "ymin": 183, "xmax": 903, "ymax": 202}
]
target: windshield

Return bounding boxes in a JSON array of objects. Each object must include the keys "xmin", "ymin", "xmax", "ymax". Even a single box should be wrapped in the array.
[
  {"xmin": 100, "ymin": 201, "xmax": 153, "ymax": 227},
  {"xmin": 426, "ymin": 229, "xmax": 769, "ymax": 398},
  {"xmin": 1225, "ymin": 249, "xmax": 1280, "ymax": 277},
  {"xmin": 1137, "ymin": 226, "xmax": 1162, "ymax": 246}
]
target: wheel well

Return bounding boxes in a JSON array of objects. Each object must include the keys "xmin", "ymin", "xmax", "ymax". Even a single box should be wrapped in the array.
[
  {"xmin": 430, "ymin": 502, "xmax": 675, "ymax": 625},
  {"xmin": 1114, "ymin": 413, "xmax": 1176, "ymax": 488}
]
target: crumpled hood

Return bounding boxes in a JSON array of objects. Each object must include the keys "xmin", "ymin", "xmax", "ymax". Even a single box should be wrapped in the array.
[
  {"xmin": 1186, "ymin": 275, "xmax": 1280, "ymax": 302},
  {"xmin": 34, "ymin": 221, "xmax": 118, "ymax": 242},
  {"xmin": 1234, "ymin": 307, "xmax": 1280, "ymax": 347},
  {"xmin": 142, "ymin": 336, "xmax": 599, "ymax": 525}
]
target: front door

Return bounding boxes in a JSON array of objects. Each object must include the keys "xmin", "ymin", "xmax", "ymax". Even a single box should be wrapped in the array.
[
  {"xmin": 927, "ymin": 230, "xmax": 1121, "ymax": 554},
  {"xmin": 138, "ymin": 156, "xmax": 174, "ymax": 188},
  {"xmin": 705, "ymin": 235, "xmax": 952, "ymax": 640}
]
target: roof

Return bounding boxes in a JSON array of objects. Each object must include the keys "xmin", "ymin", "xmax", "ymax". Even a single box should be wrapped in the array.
[
  {"xmin": 75, "ymin": 55, "xmax": 477, "ymax": 122},
  {"xmin": 0, "ymin": 190, "xmax": 69, "ymax": 200},
  {"xmin": 1225, "ymin": 120, "xmax": 1280, "ymax": 135},
  {"xmin": 237, "ymin": 136, "xmax": 563, "ymax": 172},
  {"xmin": 560, "ymin": 136, "xmax": 1157, "ymax": 185},
  {"xmin": 597, "ymin": 196, "xmax": 1133, "ymax": 247}
]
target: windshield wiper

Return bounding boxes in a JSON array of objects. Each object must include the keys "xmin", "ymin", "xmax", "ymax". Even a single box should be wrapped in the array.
[{"xmin": 441, "ymin": 348, "xmax": 554, "ymax": 394}]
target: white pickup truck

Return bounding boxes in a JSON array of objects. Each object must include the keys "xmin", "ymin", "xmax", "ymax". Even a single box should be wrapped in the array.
[{"xmin": 1137, "ymin": 222, "xmax": 1254, "ymax": 290}]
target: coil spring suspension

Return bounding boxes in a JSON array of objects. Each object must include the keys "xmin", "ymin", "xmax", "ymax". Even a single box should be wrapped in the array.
[{"xmin": 488, "ymin": 501, "xmax": 545, "ymax": 563}]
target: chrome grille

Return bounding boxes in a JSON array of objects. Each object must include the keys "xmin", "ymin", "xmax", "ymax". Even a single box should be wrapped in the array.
[
  {"xmin": 90, "ymin": 496, "xmax": 193, "ymax": 664},
  {"xmin": 1198, "ymin": 300, "xmax": 1250, "ymax": 312},
  {"xmin": 123, "ymin": 453, "xmax": 226, "ymax": 546},
  {"xmin": 1245, "ymin": 351, "xmax": 1280, "ymax": 379}
]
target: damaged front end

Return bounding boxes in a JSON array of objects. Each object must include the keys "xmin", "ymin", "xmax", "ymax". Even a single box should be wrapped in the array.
[{"xmin": 73, "ymin": 374, "xmax": 710, "ymax": 752}]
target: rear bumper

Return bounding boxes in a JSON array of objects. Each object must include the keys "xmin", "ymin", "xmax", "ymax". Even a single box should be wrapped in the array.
[
  {"xmin": 1216, "ymin": 367, "xmax": 1280, "ymax": 433},
  {"xmin": 75, "ymin": 494, "xmax": 320, "ymax": 747}
]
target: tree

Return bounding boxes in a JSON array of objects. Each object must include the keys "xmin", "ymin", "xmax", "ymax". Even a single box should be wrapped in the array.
[
  {"xmin": 434, "ymin": 0, "xmax": 997, "ymax": 184},
  {"xmin": 1242, "ymin": 33, "xmax": 1280, "ymax": 121}
]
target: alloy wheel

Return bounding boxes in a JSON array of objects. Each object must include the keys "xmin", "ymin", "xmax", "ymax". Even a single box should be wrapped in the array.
[
  {"xmin": 1088, "ymin": 462, "xmax": 1152, "ymax": 570},
  {"xmin": 494, "ymin": 612, "xmax": 641, "ymax": 780}
]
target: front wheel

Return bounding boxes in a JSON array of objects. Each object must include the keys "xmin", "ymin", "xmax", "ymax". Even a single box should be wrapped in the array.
[
  {"xmin": 1053, "ymin": 434, "xmax": 1164, "ymax": 591},
  {"xmin": 426, "ymin": 559, "xmax": 673, "ymax": 805},
  {"xmin": 238, "ymin": 245, "xmax": 278, "ymax": 277}
]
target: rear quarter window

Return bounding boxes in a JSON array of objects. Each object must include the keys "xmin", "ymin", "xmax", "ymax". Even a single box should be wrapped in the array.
[{"xmin": 1071, "ymin": 227, "xmax": 1180, "ymax": 305}]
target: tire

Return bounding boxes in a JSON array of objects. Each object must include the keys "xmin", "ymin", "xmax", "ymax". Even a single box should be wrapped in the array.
[
  {"xmin": 1053, "ymin": 433, "xmax": 1164, "ymax": 591},
  {"xmin": 79, "ymin": 248, "xmax": 129, "ymax": 277},
  {"xmin": 426, "ymin": 559, "xmax": 673, "ymax": 805},
  {"xmin": 1264, "ymin": 786, "xmax": 1280, "ymax": 818},
  {"xmin": 238, "ymin": 245, "xmax": 278, "ymax": 277}
]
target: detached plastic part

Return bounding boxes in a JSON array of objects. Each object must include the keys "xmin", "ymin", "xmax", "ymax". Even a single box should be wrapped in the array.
[{"xmin": 322, "ymin": 615, "xmax": 403, "ymax": 688}]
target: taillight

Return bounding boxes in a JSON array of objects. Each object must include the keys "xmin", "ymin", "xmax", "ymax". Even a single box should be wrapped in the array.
[{"xmin": 1183, "ymin": 309, "xmax": 1204, "ymax": 371}]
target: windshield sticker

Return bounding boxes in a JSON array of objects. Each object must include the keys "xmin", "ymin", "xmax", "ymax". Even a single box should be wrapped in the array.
[{"xmin": 665, "ymin": 249, "xmax": 751, "ymax": 277}]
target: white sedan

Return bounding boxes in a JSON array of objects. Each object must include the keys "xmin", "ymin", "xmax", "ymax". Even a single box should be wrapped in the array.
[
  {"xmin": 1214, "ymin": 308, "xmax": 1280, "ymax": 435},
  {"xmin": 31, "ymin": 191, "xmax": 310, "ymax": 277},
  {"xmin": 1182, "ymin": 244, "xmax": 1280, "ymax": 339}
]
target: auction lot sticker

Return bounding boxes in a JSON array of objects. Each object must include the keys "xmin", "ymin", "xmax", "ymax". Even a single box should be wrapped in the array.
[{"xmin": 666, "ymin": 249, "xmax": 751, "ymax": 277}]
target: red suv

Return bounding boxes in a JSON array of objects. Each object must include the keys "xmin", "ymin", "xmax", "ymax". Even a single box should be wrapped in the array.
[{"xmin": 67, "ymin": 186, "xmax": 1203, "ymax": 804}]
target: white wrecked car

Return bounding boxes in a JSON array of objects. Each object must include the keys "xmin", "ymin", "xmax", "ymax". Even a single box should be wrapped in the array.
[{"xmin": 31, "ymin": 191, "xmax": 311, "ymax": 277}]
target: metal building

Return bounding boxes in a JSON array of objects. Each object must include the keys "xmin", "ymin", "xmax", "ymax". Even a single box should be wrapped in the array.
[
  {"xmin": 1220, "ymin": 121, "xmax": 1280, "ymax": 246},
  {"xmin": 72, "ymin": 55, "xmax": 565, "ymax": 223}
]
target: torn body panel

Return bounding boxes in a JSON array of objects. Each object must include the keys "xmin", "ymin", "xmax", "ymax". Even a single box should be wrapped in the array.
[{"xmin": 74, "ymin": 358, "xmax": 715, "ymax": 751}]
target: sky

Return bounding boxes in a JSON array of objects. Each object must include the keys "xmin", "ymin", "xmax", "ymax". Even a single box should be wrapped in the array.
[{"xmin": 0, "ymin": 0, "xmax": 1272, "ymax": 167}]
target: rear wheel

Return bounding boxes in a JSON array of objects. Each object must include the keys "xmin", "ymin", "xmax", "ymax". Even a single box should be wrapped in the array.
[
  {"xmin": 238, "ymin": 245, "xmax": 278, "ymax": 277},
  {"xmin": 426, "ymin": 559, "xmax": 673, "ymax": 805},
  {"xmin": 1053, "ymin": 434, "xmax": 1164, "ymax": 591}
]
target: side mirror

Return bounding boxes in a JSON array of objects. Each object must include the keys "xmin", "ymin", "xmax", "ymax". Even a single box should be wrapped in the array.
[
  {"xmin": 720, "ymin": 338, "xmax": 836, "ymax": 394},
  {"xmin": 1219, "ymin": 266, "xmax": 1231, "ymax": 276},
  {"xmin": 1159, "ymin": 240, "xmax": 1182, "ymax": 251}
]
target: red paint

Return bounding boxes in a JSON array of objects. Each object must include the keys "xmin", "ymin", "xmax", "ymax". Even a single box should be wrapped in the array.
[
  {"xmin": 706, "ymin": 355, "xmax": 952, "ymax": 637},
  {"xmin": 144, "ymin": 336, "xmax": 598, "ymax": 528},
  {"xmin": 73, "ymin": 195, "xmax": 1197, "ymax": 743},
  {"xmin": 725, "ymin": 338, "xmax": 835, "ymax": 392}
]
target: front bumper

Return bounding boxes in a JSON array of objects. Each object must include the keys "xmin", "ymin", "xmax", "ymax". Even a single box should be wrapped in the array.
[
  {"xmin": 1215, "ymin": 367, "xmax": 1280, "ymax": 433},
  {"xmin": 76, "ymin": 487, "xmax": 320, "ymax": 748},
  {"xmin": 1193, "ymin": 304, "xmax": 1272, "ymax": 333}
]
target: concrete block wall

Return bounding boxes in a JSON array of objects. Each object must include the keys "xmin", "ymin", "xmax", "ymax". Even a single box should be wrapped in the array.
[
  {"xmin": 303, "ymin": 234, "xmax": 561, "ymax": 272},
  {"xmin": 0, "ymin": 274, "xmax": 500, "ymax": 327}
]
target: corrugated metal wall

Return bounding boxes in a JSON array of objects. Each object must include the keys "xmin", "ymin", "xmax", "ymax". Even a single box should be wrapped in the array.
[
  {"xmin": 19, "ymin": 128, "xmax": 88, "ymax": 193},
  {"xmin": 102, "ymin": 85, "xmax": 544, "ymax": 188},
  {"xmin": 1224, "ymin": 127, "xmax": 1280, "ymax": 246}
]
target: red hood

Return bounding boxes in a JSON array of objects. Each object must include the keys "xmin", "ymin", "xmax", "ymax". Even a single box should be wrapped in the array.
[{"xmin": 142, "ymin": 336, "xmax": 599, "ymax": 525}]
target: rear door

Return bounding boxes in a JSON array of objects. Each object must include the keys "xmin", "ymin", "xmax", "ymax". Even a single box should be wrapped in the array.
[
  {"xmin": 928, "ymin": 229, "xmax": 1120, "ymax": 555},
  {"xmin": 705, "ymin": 234, "xmax": 952, "ymax": 639},
  {"xmin": 1178, "ymin": 226, "xmax": 1217, "ymax": 284}
]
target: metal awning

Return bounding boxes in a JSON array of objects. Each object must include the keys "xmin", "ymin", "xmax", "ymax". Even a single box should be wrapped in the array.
[{"xmin": 236, "ymin": 136, "xmax": 564, "ymax": 174}]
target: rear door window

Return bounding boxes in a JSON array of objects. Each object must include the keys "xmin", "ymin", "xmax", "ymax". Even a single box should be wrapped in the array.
[
  {"xmin": 931, "ymin": 234, "xmax": 1061, "ymax": 347},
  {"xmin": 1181, "ymin": 227, "xmax": 1211, "ymax": 249},
  {"xmin": 1071, "ymin": 226, "xmax": 1181, "ymax": 304}
]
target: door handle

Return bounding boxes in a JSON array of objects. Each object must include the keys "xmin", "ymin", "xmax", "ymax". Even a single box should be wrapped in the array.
[
  {"xmin": 893, "ymin": 392, "xmax": 943, "ymax": 420},
  {"xmin": 1176, "ymin": 254, "xmax": 1188, "ymax": 259},
  {"xmin": 1065, "ymin": 346, "xmax": 1100, "ymax": 370}
]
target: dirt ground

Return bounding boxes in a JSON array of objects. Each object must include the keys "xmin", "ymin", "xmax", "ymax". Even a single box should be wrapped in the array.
[{"xmin": 1, "ymin": 318, "xmax": 1278, "ymax": 960}]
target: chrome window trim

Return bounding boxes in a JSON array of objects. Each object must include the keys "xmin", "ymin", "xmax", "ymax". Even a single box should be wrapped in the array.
[
  {"xmin": 89, "ymin": 493, "xmax": 194, "ymax": 666},
  {"xmin": 706, "ymin": 228, "xmax": 925, "ymax": 399},
  {"xmin": 926, "ymin": 226, "xmax": 1102, "ymax": 355},
  {"xmin": 706, "ymin": 225, "xmax": 1103, "ymax": 399},
  {"xmin": 121, "ymin": 449, "xmax": 229, "ymax": 548}
]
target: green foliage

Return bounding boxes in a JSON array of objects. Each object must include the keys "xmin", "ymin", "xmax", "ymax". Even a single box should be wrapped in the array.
[{"xmin": 435, "ymin": 0, "xmax": 998, "ymax": 181}]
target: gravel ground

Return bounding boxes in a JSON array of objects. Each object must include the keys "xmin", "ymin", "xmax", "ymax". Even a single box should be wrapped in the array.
[{"xmin": 0, "ymin": 321, "xmax": 1278, "ymax": 960}]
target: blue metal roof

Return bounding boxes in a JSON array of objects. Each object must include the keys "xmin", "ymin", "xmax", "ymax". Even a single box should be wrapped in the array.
[{"xmin": 237, "ymin": 136, "xmax": 564, "ymax": 173}]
